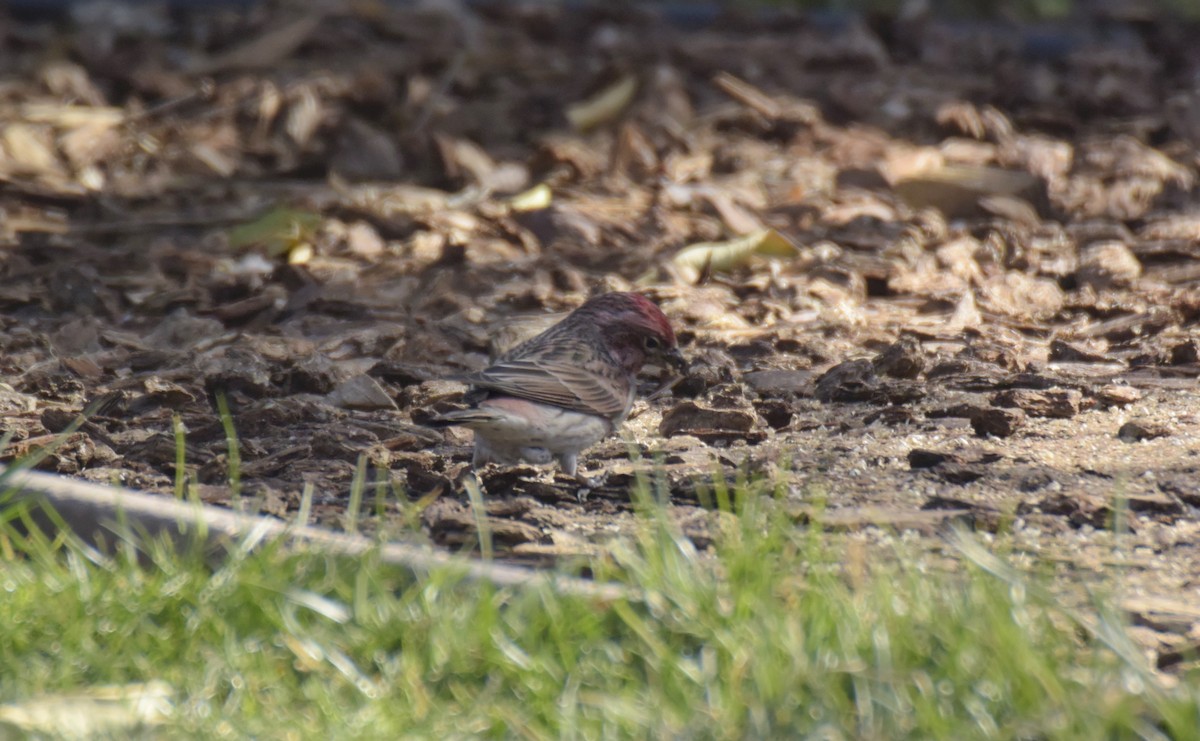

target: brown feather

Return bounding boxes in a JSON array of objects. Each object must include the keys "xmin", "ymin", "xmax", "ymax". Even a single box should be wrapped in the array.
[
  {"xmin": 458, "ymin": 346, "xmax": 632, "ymax": 419},
  {"xmin": 453, "ymin": 292, "xmax": 675, "ymax": 422}
]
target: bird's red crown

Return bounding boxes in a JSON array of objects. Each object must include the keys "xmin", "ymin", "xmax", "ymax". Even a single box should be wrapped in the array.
[{"xmin": 579, "ymin": 292, "xmax": 676, "ymax": 346}]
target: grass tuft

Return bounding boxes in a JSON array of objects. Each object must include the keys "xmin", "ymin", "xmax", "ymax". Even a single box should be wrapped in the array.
[{"xmin": 0, "ymin": 482, "xmax": 1196, "ymax": 737}]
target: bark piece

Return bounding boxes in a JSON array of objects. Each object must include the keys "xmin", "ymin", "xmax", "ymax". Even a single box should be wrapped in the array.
[
  {"xmin": 742, "ymin": 369, "xmax": 813, "ymax": 397},
  {"xmin": 660, "ymin": 401, "xmax": 759, "ymax": 441},
  {"xmin": 971, "ymin": 407, "xmax": 1025, "ymax": 437},
  {"xmin": 1096, "ymin": 384, "xmax": 1142, "ymax": 407},
  {"xmin": 1076, "ymin": 241, "xmax": 1142, "ymax": 289},
  {"xmin": 327, "ymin": 374, "xmax": 397, "ymax": 411},
  {"xmin": 1118, "ymin": 421, "xmax": 1170, "ymax": 442},
  {"xmin": 991, "ymin": 388, "xmax": 1083, "ymax": 418},
  {"xmin": 814, "ymin": 359, "xmax": 878, "ymax": 403}
]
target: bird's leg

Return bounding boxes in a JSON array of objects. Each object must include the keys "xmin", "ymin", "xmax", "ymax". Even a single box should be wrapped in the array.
[
  {"xmin": 557, "ymin": 452, "xmax": 578, "ymax": 479},
  {"xmin": 465, "ymin": 444, "xmax": 490, "ymax": 494},
  {"xmin": 471, "ymin": 443, "xmax": 489, "ymax": 469},
  {"xmin": 557, "ymin": 452, "xmax": 607, "ymax": 502}
]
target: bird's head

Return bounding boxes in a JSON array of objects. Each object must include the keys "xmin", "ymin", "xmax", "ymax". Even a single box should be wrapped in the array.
[{"xmin": 578, "ymin": 292, "xmax": 687, "ymax": 375}]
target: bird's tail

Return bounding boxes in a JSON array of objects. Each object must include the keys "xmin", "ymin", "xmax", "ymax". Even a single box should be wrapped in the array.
[{"xmin": 421, "ymin": 409, "xmax": 497, "ymax": 429}]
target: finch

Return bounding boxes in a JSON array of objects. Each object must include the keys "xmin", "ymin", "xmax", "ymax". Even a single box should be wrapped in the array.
[{"xmin": 426, "ymin": 292, "xmax": 686, "ymax": 481}]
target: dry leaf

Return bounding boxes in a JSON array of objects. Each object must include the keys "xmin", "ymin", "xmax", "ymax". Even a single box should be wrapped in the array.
[
  {"xmin": 327, "ymin": 374, "xmax": 397, "ymax": 411},
  {"xmin": 566, "ymin": 75, "xmax": 638, "ymax": 132},
  {"xmin": 190, "ymin": 142, "xmax": 238, "ymax": 177},
  {"xmin": 288, "ymin": 243, "xmax": 315, "ymax": 265},
  {"xmin": 285, "ymin": 84, "xmax": 324, "ymax": 149},
  {"xmin": 712, "ymin": 71, "xmax": 783, "ymax": 119},
  {"xmin": 893, "ymin": 164, "xmax": 1037, "ymax": 218},
  {"xmin": 509, "ymin": 183, "xmax": 553, "ymax": 211},
  {"xmin": 342, "ymin": 185, "xmax": 459, "ymax": 223},
  {"xmin": 701, "ymin": 189, "xmax": 765, "ymax": 235},
  {"xmin": 20, "ymin": 104, "xmax": 123, "ymax": 127},
  {"xmin": 0, "ymin": 206, "xmax": 69, "ymax": 241},
  {"xmin": 59, "ymin": 119, "xmax": 122, "ymax": 170},
  {"xmin": 673, "ymin": 229, "xmax": 798, "ymax": 283},
  {"xmin": 435, "ymin": 134, "xmax": 497, "ymax": 183},
  {"xmin": 1, "ymin": 124, "xmax": 64, "ymax": 176},
  {"xmin": 613, "ymin": 121, "xmax": 659, "ymax": 178}
]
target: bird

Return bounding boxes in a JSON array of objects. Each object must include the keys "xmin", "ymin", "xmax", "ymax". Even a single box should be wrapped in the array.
[{"xmin": 425, "ymin": 292, "xmax": 686, "ymax": 484}]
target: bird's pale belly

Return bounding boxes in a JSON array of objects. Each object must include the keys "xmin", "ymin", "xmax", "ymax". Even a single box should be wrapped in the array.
[{"xmin": 471, "ymin": 398, "xmax": 613, "ymax": 465}]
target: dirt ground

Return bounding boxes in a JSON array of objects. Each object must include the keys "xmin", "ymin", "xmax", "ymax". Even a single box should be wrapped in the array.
[{"xmin": 2, "ymin": 3, "xmax": 1199, "ymax": 669}]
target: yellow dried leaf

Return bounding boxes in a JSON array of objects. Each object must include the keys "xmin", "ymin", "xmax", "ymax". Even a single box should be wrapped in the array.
[
  {"xmin": 672, "ymin": 229, "xmax": 798, "ymax": 282},
  {"xmin": 77, "ymin": 165, "xmax": 105, "ymax": 191},
  {"xmin": 566, "ymin": 76, "xmax": 638, "ymax": 132},
  {"xmin": 509, "ymin": 183, "xmax": 553, "ymax": 211},
  {"xmin": 288, "ymin": 242, "xmax": 315, "ymax": 265}
]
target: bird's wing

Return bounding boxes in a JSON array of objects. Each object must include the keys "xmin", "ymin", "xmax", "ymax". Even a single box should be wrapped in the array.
[{"xmin": 458, "ymin": 354, "xmax": 630, "ymax": 418}]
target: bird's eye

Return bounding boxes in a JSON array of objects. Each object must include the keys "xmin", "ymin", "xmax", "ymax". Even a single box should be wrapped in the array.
[{"xmin": 644, "ymin": 336, "xmax": 661, "ymax": 350}]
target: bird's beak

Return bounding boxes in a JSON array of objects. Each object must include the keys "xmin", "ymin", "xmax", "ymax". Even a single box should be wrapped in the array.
[{"xmin": 665, "ymin": 347, "xmax": 688, "ymax": 374}]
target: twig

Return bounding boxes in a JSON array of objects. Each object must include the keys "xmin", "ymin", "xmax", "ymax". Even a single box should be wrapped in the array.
[{"xmin": 0, "ymin": 466, "xmax": 630, "ymax": 602}]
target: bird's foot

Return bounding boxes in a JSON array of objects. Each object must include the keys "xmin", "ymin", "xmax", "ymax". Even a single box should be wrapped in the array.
[{"xmin": 573, "ymin": 471, "xmax": 609, "ymax": 503}]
